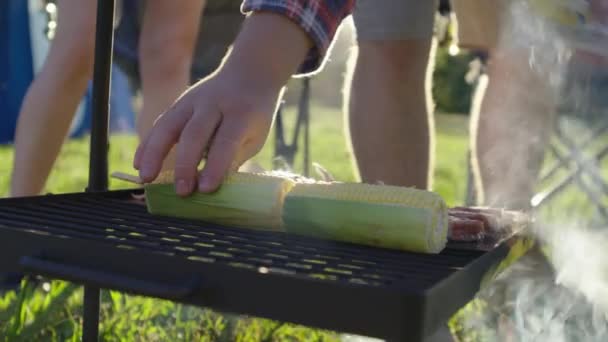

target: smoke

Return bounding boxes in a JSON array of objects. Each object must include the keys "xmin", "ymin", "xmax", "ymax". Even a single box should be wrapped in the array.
[
  {"xmin": 454, "ymin": 221, "xmax": 608, "ymax": 342},
  {"xmin": 456, "ymin": 245, "xmax": 608, "ymax": 342},
  {"xmin": 456, "ymin": 1, "xmax": 608, "ymax": 341},
  {"xmin": 541, "ymin": 224, "xmax": 608, "ymax": 320}
]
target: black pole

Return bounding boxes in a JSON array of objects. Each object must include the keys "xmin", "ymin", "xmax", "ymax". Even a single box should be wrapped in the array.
[
  {"xmin": 83, "ymin": 0, "xmax": 115, "ymax": 341},
  {"xmin": 87, "ymin": 0, "xmax": 115, "ymax": 193},
  {"xmin": 301, "ymin": 78, "xmax": 310, "ymax": 177},
  {"xmin": 83, "ymin": 286, "xmax": 101, "ymax": 342}
]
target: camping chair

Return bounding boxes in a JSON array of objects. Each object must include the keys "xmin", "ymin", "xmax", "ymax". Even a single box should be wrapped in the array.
[
  {"xmin": 531, "ymin": 59, "xmax": 608, "ymax": 222},
  {"xmin": 462, "ymin": 51, "xmax": 608, "ymax": 222},
  {"xmin": 274, "ymin": 78, "xmax": 312, "ymax": 176}
]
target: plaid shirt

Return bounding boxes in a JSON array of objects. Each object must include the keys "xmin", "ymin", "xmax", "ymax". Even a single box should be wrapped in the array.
[{"xmin": 241, "ymin": 0, "xmax": 355, "ymax": 75}]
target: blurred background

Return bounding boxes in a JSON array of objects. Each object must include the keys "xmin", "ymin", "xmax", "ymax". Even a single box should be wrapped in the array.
[{"xmin": 0, "ymin": 0, "xmax": 476, "ymax": 199}]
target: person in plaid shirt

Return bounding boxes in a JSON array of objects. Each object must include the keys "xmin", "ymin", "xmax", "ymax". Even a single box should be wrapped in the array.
[{"xmin": 135, "ymin": 0, "xmax": 354, "ymax": 195}]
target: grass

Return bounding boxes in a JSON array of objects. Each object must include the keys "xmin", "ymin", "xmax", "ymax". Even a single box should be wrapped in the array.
[
  {"xmin": 0, "ymin": 103, "xmax": 602, "ymax": 340},
  {"xmin": 0, "ymin": 104, "xmax": 470, "ymax": 205}
]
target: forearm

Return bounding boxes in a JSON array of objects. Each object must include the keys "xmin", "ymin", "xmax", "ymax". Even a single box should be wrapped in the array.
[
  {"xmin": 590, "ymin": 0, "xmax": 608, "ymax": 24},
  {"xmin": 241, "ymin": 0, "xmax": 355, "ymax": 75},
  {"xmin": 219, "ymin": 12, "xmax": 313, "ymax": 90}
]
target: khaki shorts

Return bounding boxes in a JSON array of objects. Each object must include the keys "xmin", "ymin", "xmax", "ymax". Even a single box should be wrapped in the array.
[
  {"xmin": 452, "ymin": 0, "xmax": 506, "ymax": 50},
  {"xmin": 353, "ymin": 0, "xmax": 506, "ymax": 50}
]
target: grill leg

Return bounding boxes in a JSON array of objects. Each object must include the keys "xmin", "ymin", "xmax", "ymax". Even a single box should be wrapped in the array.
[
  {"xmin": 83, "ymin": 0, "xmax": 115, "ymax": 339},
  {"xmin": 83, "ymin": 286, "xmax": 100, "ymax": 341},
  {"xmin": 88, "ymin": 0, "xmax": 116, "ymax": 192}
]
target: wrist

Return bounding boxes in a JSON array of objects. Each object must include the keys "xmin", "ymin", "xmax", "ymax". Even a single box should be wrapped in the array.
[
  {"xmin": 219, "ymin": 12, "xmax": 312, "ymax": 92},
  {"xmin": 219, "ymin": 50, "xmax": 286, "ymax": 94}
]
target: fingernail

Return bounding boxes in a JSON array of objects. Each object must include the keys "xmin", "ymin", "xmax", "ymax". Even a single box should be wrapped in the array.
[
  {"xmin": 176, "ymin": 179, "xmax": 191, "ymax": 195},
  {"xmin": 139, "ymin": 167, "xmax": 153, "ymax": 182}
]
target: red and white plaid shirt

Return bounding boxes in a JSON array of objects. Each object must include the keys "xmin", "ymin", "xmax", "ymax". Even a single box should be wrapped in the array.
[{"xmin": 242, "ymin": 0, "xmax": 355, "ymax": 75}]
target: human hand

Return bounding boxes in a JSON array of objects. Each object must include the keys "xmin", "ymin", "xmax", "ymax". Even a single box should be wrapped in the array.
[
  {"xmin": 590, "ymin": 0, "xmax": 608, "ymax": 25},
  {"xmin": 134, "ymin": 12, "xmax": 312, "ymax": 196},
  {"xmin": 134, "ymin": 69, "xmax": 282, "ymax": 196}
]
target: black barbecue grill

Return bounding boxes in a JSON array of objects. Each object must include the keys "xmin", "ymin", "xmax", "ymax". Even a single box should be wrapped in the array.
[{"xmin": 0, "ymin": 1, "xmax": 514, "ymax": 341}]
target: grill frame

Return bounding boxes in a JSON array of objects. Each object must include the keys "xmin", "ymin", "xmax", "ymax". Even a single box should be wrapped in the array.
[
  {"xmin": 0, "ymin": 0, "xmax": 516, "ymax": 340},
  {"xmin": 0, "ymin": 190, "xmax": 511, "ymax": 341}
]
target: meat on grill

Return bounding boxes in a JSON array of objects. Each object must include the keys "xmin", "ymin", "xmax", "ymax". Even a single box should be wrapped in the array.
[
  {"xmin": 447, "ymin": 206, "xmax": 528, "ymax": 242},
  {"xmin": 448, "ymin": 216, "xmax": 485, "ymax": 242}
]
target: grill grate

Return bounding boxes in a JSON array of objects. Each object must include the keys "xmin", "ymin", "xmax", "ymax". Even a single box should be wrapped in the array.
[
  {"xmin": 0, "ymin": 190, "xmax": 510, "ymax": 341},
  {"xmin": 1, "ymin": 192, "xmax": 484, "ymax": 289}
]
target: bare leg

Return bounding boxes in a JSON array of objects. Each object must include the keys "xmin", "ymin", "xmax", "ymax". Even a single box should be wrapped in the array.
[
  {"xmin": 470, "ymin": 50, "xmax": 556, "ymax": 209},
  {"xmin": 137, "ymin": 0, "xmax": 206, "ymax": 172},
  {"xmin": 344, "ymin": 39, "xmax": 436, "ymax": 189},
  {"xmin": 10, "ymin": 0, "xmax": 96, "ymax": 197}
]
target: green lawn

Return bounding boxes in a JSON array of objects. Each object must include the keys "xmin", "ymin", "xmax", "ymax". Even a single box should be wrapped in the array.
[
  {"xmin": 0, "ymin": 104, "xmax": 472, "ymax": 341},
  {"xmin": 0, "ymin": 105, "xmax": 470, "ymax": 206},
  {"xmin": 0, "ymin": 104, "xmax": 601, "ymax": 340}
]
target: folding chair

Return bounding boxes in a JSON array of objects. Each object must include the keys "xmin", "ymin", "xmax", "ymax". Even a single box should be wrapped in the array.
[
  {"xmin": 531, "ymin": 60, "xmax": 608, "ymax": 222},
  {"xmin": 273, "ymin": 79, "xmax": 312, "ymax": 176},
  {"xmin": 462, "ymin": 49, "xmax": 608, "ymax": 222}
]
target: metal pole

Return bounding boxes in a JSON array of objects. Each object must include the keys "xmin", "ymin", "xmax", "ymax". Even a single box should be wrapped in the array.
[
  {"xmin": 83, "ymin": 286, "xmax": 101, "ymax": 342},
  {"xmin": 301, "ymin": 78, "xmax": 310, "ymax": 177},
  {"xmin": 84, "ymin": 0, "xmax": 115, "ymax": 340},
  {"xmin": 87, "ymin": 0, "xmax": 116, "ymax": 193}
]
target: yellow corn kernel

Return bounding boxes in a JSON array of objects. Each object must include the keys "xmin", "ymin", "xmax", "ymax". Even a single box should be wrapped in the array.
[{"xmin": 282, "ymin": 182, "xmax": 449, "ymax": 254}]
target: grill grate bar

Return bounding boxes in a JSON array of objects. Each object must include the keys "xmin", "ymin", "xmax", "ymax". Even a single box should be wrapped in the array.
[
  {"xmin": 0, "ymin": 217, "xmax": 400, "ymax": 287},
  {"xmin": 0, "ymin": 209, "xmax": 441, "ymax": 286},
  {"xmin": 73, "ymin": 197, "xmax": 483, "ymax": 265},
  {"xmin": 0, "ymin": 210, "xmax": 437, "ymax": 287},
  {"xmin": 36, "ymin": 200, "xmax": 480, "ymax": 278},
  {"xmin": 0, "ymin": 192, "xmax": 497, "ymax": 291},
  {"xmin": 1, "ymin": 205, "xmax": 401, "ymax": 283},
  {"xmin": 0, "ymin": 190, "xmax": 511, "ymax": 341}
]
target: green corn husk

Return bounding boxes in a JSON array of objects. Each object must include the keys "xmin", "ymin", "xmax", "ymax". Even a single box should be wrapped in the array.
[
  {"xmin": 145, "ymin": 171, "xmax": 296, "ymax": 231},
  {"xmin": 143, "ymin": 170, "xmax": 448, "ymax": 253},
  {"xmin": 282, "ymin": 182, "xmax": 449, "ymax": 254}
]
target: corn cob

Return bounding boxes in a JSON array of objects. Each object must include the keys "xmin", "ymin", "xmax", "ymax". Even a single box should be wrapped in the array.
[
  {"xmin": 145, "ymin": 171, "xmax": 295, "ymax": 231},
  {"xmin": 139, "ymin": 169, "xmax": 449, "ymax": 253},
  {"xmin": 282, "ymin": 182, "xmax": 449, "ymax": 254}
]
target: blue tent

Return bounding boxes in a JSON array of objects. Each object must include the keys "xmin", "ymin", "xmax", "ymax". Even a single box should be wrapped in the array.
[{"xmin": 0, "ymin": 0, "xmax": 135, "ymax": 145}]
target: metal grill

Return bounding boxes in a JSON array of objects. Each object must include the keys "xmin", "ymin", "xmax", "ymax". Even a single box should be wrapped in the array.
[
  {"xmin": 0, "ymin": 190, "xmax": 510, "ymax": 341},
  {"xmin": 0, "ymin": 191, "xmax": 488, "ymax": 289},
  {"xmin": 0, "ymin": 0, "xmax": 518, "ymax": 341}
]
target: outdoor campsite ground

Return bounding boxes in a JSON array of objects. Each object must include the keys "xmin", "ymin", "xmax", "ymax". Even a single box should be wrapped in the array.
[{"xmin": 0, "ymin": 104, "xmax": 597, "ymax": 340}]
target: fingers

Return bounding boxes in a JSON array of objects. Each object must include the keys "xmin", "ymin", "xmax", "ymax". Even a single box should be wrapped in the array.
[
  {"xmin": 173, "ymin": 109, "xmax": 221, "ymax": 196},
  {"xmin": 134, "ymin": 122, "xmax": 157, "ymax": 171},
  {"xmin": 133, "ymin": 133, "xmax": 149, "ymax": 171},
  {"xmin": 136, "ymin": 103, "xmax": 193, "ymax": 183},
  {"xmin": 198, "ymin": 120, "xmax": 245, "ymax": 193}
]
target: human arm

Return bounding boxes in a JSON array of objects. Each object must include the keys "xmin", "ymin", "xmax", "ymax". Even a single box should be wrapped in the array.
[{"xmin": 134, "ymin": 0, "xmax": 354, "ymax": 196}]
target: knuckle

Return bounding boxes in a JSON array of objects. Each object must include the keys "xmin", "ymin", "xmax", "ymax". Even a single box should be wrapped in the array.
[
  {"xmin": 213, "ymin": 135, "xmax": 241, "ymax": 148},
  {"xmin": 145, "ymin": 139, "xmax": 165, "ymax": 153},
  {"xmin": 178, "ymin": 130, "xmax": 199, "ymax": 145},
  {"xmin": 174, "ymin": 163, "xmax": 196, "ymax": 177}
]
